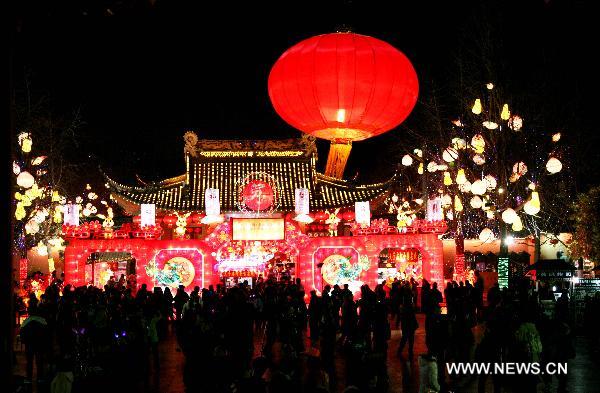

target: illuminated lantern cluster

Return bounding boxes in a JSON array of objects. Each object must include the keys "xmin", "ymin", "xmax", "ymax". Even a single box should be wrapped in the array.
[{"xmin": 269, "ymin": 32, "xmax": 418, "ymax": 178}]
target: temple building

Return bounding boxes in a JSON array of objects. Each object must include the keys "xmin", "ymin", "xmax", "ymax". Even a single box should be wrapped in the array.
[{"xmin": 64, "ymin": 131, "xmax": 445, "ymax": 296}]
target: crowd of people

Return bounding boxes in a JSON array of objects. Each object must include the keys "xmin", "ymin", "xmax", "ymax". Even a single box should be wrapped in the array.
[{"xmin": 14, "ymin": 271, "xmax": 595, "ymax": 393}]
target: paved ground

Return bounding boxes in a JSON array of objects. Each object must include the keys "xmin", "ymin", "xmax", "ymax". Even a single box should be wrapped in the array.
[{"xmin": 13, "ymin": 315, "xmax": 600, "ymax": 392}]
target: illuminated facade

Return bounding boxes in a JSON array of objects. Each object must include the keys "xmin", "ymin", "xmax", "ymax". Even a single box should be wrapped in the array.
[{"xmin": 64, "ymin": 132, "xmax": 446, "ymax": 296}]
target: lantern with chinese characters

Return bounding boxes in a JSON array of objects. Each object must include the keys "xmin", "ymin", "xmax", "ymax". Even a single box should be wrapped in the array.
[{"xmin": 269, "ymin": 32, "xmax": 419, "ymax": 179}]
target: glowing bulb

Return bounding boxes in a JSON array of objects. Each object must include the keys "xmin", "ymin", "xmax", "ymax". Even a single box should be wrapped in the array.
[
  {"xmin": 486, "ymin": 83, "xmax": 494, "ymax": 90},
  {"xmin": 456, "ymin": 169, "xmax": 467, "ymax": 185},
  {"xmin": 505, "ymin": 235, "xmax": 514, "ymax": 245},
  {"xmin": 523, "ymin": 191, "xmax": 541, "ymax": 215},
  {"xmin": 472, "ymin": 99, "xmax": 482, "ymax": 115},
  {"xmin": 552, "ymin": 133, "xmax": 561, "ymax": 142},
  {"xmin": 443, "ymin": 171, "xmax": 453, "ymax": 186},
  {"xmin": 512, "ymin": 216, "xmax": 523, "ymax": 231},
  {"xmin": 336, "ymin": 109, "xmax": 346, "ymax": 123},
  {"xmin": 454, "ymin": 196, "xmax": 463, "ymax": 212},
  {"xmin": 500, "ymin": 104, "xmax": 510, "ymax": 120}
]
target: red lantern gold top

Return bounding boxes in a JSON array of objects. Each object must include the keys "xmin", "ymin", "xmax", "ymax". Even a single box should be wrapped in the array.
[{"xmin": 268, "ymin": 32, "xmax": 419, "ymax": 142}]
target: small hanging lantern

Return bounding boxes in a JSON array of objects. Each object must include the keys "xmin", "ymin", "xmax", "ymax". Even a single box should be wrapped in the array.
[
  {"xmin": 500, "ymin": 104, "xmax": 510, "ymax": 120},
  {"xmin": 472, "ymin": 99, "xmax": 482, "ymax": 115}
]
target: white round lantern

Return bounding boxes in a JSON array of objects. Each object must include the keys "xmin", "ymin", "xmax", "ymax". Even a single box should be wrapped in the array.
[
  {"xmin": 479, "ymin": 228, "xmax": 495, "ymax": 243},
  {"xmin": 401, "ymin": 154, "xmax": 413, "ymax": 166},
  {"xmin": 471, "ymin": 180, "xmax": 487, "ymax": 195},
  {"xmin": 427, "ymin": 162, "xmax": 438, "ymax": 172},
  {"xmin": 442, "ymin": 147, "xmax": 459, "ymax": 162},
  {"xmin": 441, "ymin": 194, "xmax": 452, "ymax": 206},
  {"xmin": 484, "ymin": 175, "xmax": 497, "ymax": 190},
  {"xmin": 546, "ymin": 157, "xmax": 562, "ymax": 174},
  {"xmin": 501, "ymin": 208, "xmax": 518, "ymax": 224},
  {"xmin": 470, "ymin": 196, "xmax": 483, "ymax": 209},
  {"xmin": 25, "ymin": 219, "xmax": 40, "ymax": 234},
  {"xmin": 16, "ymin": 171, "xmax": 35, "ymax": 189},
  {"xmin": 458, "ymin": 180, "xmax": 472, "ymax": 193}
]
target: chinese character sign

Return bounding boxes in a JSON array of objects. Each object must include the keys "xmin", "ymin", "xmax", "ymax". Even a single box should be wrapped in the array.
[
  {"xmin": 294, "ymin": 188, "xmax": 310, "ymax": 215},
  {"xmin": 355, "ymin": 202, "xmax": 370, "ymax": 226},
  {"xmin": 140, "ymin": 204, "xmax": 156, "ymax": 227},
  {"xmin": 427, "ymin": 197, "xmax": 443, "ymax": 221},
  {"xmin": 205, "ymin": 188, "xmax": 220, "ymax": 216},
  {"xmin": 64, "ymin": 203, "xmax": 79, "ymax": 226}
]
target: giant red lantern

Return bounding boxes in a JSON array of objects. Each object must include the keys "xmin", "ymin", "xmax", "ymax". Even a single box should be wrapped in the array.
[{"xmin": 269, "ymin": 32, "xmax": 418, "ymax": 178}]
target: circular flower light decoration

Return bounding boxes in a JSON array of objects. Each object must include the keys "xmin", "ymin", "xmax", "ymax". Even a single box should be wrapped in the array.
[
  {"xmin": 546, "ymin": 157, "xmax": 562, "ymax": 174},
  {"xmin": 508, "ymin": 115, "xmax": 523, "ymax": 131}
]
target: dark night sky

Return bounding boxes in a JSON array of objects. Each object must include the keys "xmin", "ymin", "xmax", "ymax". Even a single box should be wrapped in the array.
[{"xmin": 12, "ymin": 0, "xmax": 596, "ymax": 190}]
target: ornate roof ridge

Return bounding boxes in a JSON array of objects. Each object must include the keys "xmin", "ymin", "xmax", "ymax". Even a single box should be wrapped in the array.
[
  {"xmin": 183, "ymin": 130, "xmax": 317, "ymax": 157},
  {"xmin": 315, "ymin": 171, "xmax": 397, "ymax": 189}
]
